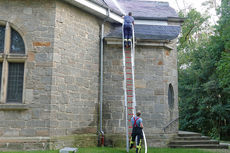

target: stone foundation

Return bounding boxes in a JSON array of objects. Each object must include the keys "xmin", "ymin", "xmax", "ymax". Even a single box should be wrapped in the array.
[
  {"xmin": 0, "ymin": 137, "xmax": 51, "ymax": 151},
  {"xmin": 50, "ymin": 134, "xmax": 98, "ymax": 150}
]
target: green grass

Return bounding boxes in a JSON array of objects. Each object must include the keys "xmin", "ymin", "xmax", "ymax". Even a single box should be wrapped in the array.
[{"xmin": 0, "ymin": 147, "xmax": 220, "ymax": 153}]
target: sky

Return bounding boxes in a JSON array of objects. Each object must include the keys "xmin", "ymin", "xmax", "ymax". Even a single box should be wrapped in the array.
[
  {"xmin": 143, "ymin": 0, "xmax": 221, "ymax": 23},
  {"xmin": 162, "ymin": 0, "xmax": 211, "ymax": 12}
]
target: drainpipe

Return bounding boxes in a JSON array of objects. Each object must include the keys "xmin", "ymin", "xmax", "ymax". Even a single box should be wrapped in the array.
[{"xmin": 99, "ymin": 8, "xmax": 110, "ymax": 147}]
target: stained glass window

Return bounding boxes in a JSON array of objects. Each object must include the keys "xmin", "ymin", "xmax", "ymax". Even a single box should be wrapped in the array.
[
  {"xmin": 7, "ymin": 63, "xmax": 24, "ymax": 103},
  {"xmin": 0, "ymin": 26, "xmax": 5, "ymax": 53},
  {"xmin": 10, "ymin": 28, "xmax": 25, "ymax": 54}
]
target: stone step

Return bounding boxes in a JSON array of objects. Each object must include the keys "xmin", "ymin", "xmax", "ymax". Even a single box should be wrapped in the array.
[
  {"xmin": 169, "ymin": 144, "xmax": 229, "ymax": 149},
  {"xmin": 169, "ymin": 140, "xmax": 219, "ymax": 145},
  {"xmin": 173, "ymin": 136, "xmax": 210, "ymax": 140},
  {"xmin": 178, "ymin": 133, "xmax": 201, "ymax": 137}
]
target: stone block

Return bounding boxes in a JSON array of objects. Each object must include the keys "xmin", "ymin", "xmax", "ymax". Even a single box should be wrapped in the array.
[
  {"xmin": 20, "ymin": 129, "xmax": 36, "ymax": 137},
  {"xmin": 155, "ymin": 88, "xmax": 164, "ymax": 95},
  {"xmin": 154, "ymin": 104, "xmax": 165, "ymax": 113},
  {"xmin": 32, "ymin": 109, "xmax": 40, "ymax": 119},
  {"xmin": 135, "ymin": 80, "xmax": 146, "ymax": 88},
  {"xmin": 36, "ymin": 129, "xmax": 49, "ymax": 136},
  {"xmin": 7, "ymin": 143, "xmax": 24, "ymax": 150},
  {"xmin": 28, "ymin": 52, "xmax": 35, "ymax": 62},
  {"xmin": 3, "ymin": 130, "xmax": 19, "ymax": 137}
]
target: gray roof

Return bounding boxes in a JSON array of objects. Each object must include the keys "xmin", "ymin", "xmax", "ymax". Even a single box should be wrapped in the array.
[
  {"xmin": 106, "ymin": 25, "xmax": 181, "ymax": 40},
  {"xmin": 91, "ymin": 0, "xmax": 178, "ymax": 18}
]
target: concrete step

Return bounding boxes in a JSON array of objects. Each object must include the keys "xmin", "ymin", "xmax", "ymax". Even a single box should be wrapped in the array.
[
  {"xmin": 168, "ymin": 131, "xmax": 229, "ymax": 149},
  {"xmin": 173, "ymin": 136, "xmax": 210, "ymax": 140},
  {"xmin": 169, "ymin": 144, "xmax": 228, "ymax": 149},
  {"xmin": 178, "ymin": 133, "xmax": 201, "ymax": 137},
  {"xmin": 169, "ymin": 140, "xmax": 219, "ymax": 145}
]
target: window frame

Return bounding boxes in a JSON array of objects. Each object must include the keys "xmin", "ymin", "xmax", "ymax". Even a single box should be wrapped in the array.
[{"xmin": 0, "ymin": 21, "xmax": 27, "ymax": 104}]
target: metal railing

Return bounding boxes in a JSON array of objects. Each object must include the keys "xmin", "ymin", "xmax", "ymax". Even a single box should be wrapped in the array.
[{"xmin": 163, "ymin": 117, "xmax": 179, "ymax": 133}]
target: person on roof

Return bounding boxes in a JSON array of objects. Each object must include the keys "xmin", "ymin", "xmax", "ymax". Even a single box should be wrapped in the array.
[
  {"xmin": 130, "ymin": 111, "xmax": 144, "ymax": 153},
  {"xmin": 123, "ymin": 12, "xmax": 134, "ymax": 48}
]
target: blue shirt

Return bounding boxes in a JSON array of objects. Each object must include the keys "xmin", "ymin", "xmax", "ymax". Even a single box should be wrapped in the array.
[
  {"xmin": 131, "ymin": 116, "xmax": 142, "ymax": 128},
  {"xmin": 124, "ymin": 15, "xmax": 134, "ymax": 26}
]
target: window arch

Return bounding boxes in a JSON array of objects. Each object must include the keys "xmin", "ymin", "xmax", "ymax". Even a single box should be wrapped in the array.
[
  {"xmin": 168, "ymin": 84, "xmax": 174, "ymax": 109},
  {"xmin": 0, "ymin": 22, "xmax": 26, "ymax": 103},
  {"xmin": 10, "ymin": 28, "xmax": 25, "ymax": 54}
]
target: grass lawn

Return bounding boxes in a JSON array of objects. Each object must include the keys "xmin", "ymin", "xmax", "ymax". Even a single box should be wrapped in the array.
[{"xmin": 0, "ymin": 147, "xmax": 222, "ymax": 153}]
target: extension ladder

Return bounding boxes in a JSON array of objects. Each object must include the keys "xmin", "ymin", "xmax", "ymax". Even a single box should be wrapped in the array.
[{"xmin": 122, "ymin": 24, "xmax": 147, "ymax": 153}]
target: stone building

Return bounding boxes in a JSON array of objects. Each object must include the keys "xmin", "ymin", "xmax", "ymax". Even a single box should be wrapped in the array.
[{"xmin": 0, "ymin": 0, "xmax": 182, "ymax": 150}]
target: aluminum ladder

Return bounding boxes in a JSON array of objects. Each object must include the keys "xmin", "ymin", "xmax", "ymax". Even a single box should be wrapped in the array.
[{"xmin": 122, "ymin": 24, "xmax": 148, "ymax": 153}]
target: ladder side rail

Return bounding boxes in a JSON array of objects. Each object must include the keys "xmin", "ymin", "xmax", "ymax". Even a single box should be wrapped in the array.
[
  {"xmin": 131, "ymin": 24, "xmax": 148, "ymax": 153},
  {"xmin": 122, "ymin": 23, "xmax": 129, "ymax": 153},
  {"xmin": 131, "ymin": 24, "xmax": 136, "ymax": 113}
]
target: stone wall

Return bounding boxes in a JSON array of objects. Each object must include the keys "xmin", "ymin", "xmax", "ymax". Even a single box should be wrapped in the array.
[
  {"xmin": 0, "ymin": 0, "xmax": 179, "ymax": 150},
  {"xmin": 103, "ymin": 40, "xmax": 178, "ymax": 147},
  {"xmin": 0, "ymin": 0, "xmax": 56, "ymax": 150},
  {"xmin": 50, "ymin": 0, "xmax": 112, "ymax": 148},
  {"xmin": 0, "ymin": 0, "xmax": 114, "ymax": 150},
  {"xmin": 0, "ymin": 0, "xmax": 55, "ymax": 140},
  {"xmin": 163, "ymin": 39, "xmax": 179, "ymax": 131}
]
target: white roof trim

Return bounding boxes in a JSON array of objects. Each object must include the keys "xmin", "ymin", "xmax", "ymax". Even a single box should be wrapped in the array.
[
  {"xmin": 135, "ymin": 20, "xmax": 168, "ymax": 25},
  {"xmin": 63, "ymin": 0, "xmax": 123, "ymax": 23}
]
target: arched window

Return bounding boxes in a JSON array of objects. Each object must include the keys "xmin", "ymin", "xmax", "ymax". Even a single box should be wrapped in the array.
[
  {"xmin": 168, "ymin": 84, "xmax": 174, "ymax": 109},
  {"xmin": 0, "ymin": 23, "xmax": 26, "ymax": 103},
  {"xmin": 0, "ymin": 26, "xmax": 5, "ymax": 53}
]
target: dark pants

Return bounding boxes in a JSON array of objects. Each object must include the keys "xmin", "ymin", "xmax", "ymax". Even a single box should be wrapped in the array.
[
  {"xmin": 124, "ymin": 24, "xmax": 132, "ymax": 46},
  {"xmin": 130, "ymin": 127, "xmax": 143, "ymax": 153}
]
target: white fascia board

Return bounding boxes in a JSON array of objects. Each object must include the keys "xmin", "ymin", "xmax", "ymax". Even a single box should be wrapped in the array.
[
  {"xmin": 135, "ymin": 20, "xmax": 168, "ymax": 25},
  {"xmin": 109, "ymin": 12, "xmax": 123, "ymax": 23},
  {"xmin": 64, "ymin": 0, "xmax": 123, "ymax": 23}
]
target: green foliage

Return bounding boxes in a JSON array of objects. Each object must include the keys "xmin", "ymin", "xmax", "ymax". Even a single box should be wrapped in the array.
[
  {"xmin": 178, "ymin": 0, "xmax": 230, "ymax": 140},
  {"xmin": 217, "ymin": 52, "xmax": 230, "ymax": 88}
]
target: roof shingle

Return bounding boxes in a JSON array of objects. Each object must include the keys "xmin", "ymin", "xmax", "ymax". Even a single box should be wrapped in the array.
[
  {"xmin": 106, "ymin": 25, "xmax": 181, "ymax": 40},
  {"xmin": 92, "ymin": 0, "xmax": 178, "ymax": 18}
]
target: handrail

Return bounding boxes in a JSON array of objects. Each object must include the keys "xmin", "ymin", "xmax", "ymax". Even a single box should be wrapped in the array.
[{"xmin": 163, "ymin": 117, "xmax": 179, "ymax": 132}]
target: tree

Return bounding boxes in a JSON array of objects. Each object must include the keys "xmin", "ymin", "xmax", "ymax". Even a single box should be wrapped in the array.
[{"xmin": 178, "ymin": 0, "xmax": 230, "ymax": 139}]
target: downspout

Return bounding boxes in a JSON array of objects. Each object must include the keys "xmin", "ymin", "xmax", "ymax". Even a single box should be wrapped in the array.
[{"xmin": 99, "ymin": 8, "xmax": 110, "ymax": 146}]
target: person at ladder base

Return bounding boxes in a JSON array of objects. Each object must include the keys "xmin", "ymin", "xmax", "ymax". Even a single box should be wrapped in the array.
[
  {"xmin": 130, "ymin": 111, "xmax": 144, "ymax": 153},
  {"xmin": 123, "ymin": 12, "xmax": 134, "ymax": 48}
]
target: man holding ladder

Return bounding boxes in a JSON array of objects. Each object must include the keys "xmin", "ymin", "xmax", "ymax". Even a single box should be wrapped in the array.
[{"xmin": 130, "ymin": 111, "xmax": 144, "ymax": 153}]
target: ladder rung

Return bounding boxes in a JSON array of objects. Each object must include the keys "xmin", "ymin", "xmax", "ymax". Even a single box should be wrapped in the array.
[
  {"xmin": 126, "ymin": 67, "xmax": 131, "ymax": 69},
  {"xmin": 127, "ymin": 90, "xmax": 132, "ymax": 91},
  {"xmin": 125, "ymin": 51, "xmax": 131, "ymax": 53},
  {"xmin": 128, "ymin": 101, "xmax": 133, "ymax": 103},
  {"xmin": 127, "ymin": 95, "xmax": 133, "ymax": 97},
  {"xmin": 126, "ymin": 72, "xmax": 132, "ymax": 74},
  {"xmin": 129, "ymin": 126, "xmax": 133, "ymax": 128},
  {"xmin": 128, "ymin": 120, "xmax": 131, "ymax": 122},
  {"xmin": 127, "ymin": 78, "xmax": 132, "ymax": 80},
  {"xmin": 126, "ymin": 62, "xmax": 131, "ymax": 63},
  {"xmin": 126, "ymin": 57, "xmax": 131, "ymax": 58},
  {"xmin": 128, "ymin": 107, "xmax": 133, "ymax": 109},
  {"xmin": 129, "ymin": 133, "xmax": 132, "ymax": 135},
  {"xmin": 127, "ymin": 84, "xmax": 132, "ymax": 86},
  {"xmin": 128, "ymin": 113, "xmax": 134, "ymax": 115}
]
